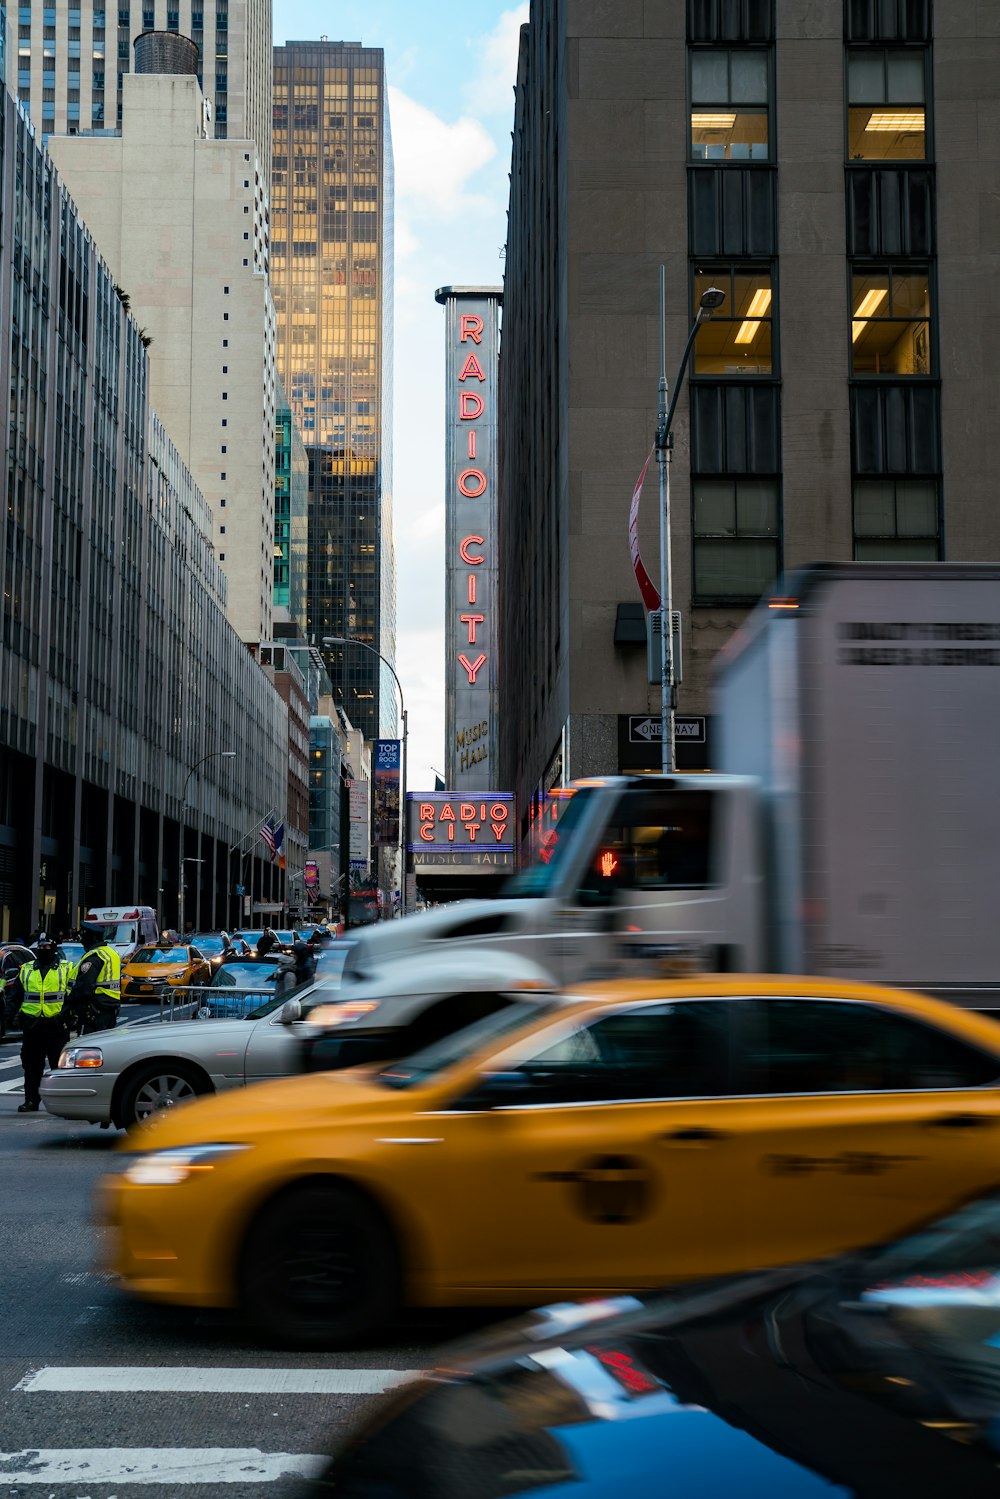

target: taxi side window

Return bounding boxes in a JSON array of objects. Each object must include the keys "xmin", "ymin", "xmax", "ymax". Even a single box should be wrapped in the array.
[
  {"xmin": 737, "ymin": 999, "xmax": 1000, "ymax": 1095},
  {"xmin": 516, "ymin": 1001, "xmax": 730, "ymax": 1104}
]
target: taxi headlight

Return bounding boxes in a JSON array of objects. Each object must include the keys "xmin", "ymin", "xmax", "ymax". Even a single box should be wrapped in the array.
[
  {"xmin": 58, "ymin": 1046, "xmax": 104, "ymax": 1070},
  {"xmin": 123, "ymin": 1143, "xmax": 250, "ymax": 1186},
  {"xmin": 308, "ymin": 1000, "xmax": 380, "ymax": 1027}
]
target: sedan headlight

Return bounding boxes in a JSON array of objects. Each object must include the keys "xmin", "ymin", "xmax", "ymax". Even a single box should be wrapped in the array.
[
  {"xmin": 58, "ymin": 1046, "xmax": 104, "ymax": 1070},
  {"xmin": 308, "ymin": 1000, "xmax": 381, "ymax": 1027},
  {"xmin": 123, "ymin": 1143, "xmax": 250, "ymax": 1186}
]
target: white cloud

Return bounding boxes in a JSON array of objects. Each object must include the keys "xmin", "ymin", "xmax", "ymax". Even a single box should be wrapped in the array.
[
  {"xmin": 388, "ymin": 85, "xmax": 496, "ymax": 218},
  {"xmin": 464, "ymin": 4, "xmax": 529, "ymax": 117}
]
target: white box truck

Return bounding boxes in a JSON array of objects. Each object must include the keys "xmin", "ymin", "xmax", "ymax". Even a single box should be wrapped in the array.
[{"xmin": 342, "ymin": 565, "xmax": 1000, "ymax": 1008}]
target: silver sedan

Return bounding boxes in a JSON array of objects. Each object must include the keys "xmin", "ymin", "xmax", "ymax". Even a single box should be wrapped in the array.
[
  {"xmin": 39, "ymin": 983, "xmax": 329, "ymax": 1129},
  {"xmin": 39, "ymin": 949, "xmax": 548, "ymax": 1128}
]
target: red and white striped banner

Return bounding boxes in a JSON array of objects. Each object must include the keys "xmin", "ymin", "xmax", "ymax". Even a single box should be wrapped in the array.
[{"xmin": 628, "ymin": 446, "xmax": 660, "ymax": 611}]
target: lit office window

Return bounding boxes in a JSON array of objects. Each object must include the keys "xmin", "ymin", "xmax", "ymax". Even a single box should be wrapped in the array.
[
  {"xmin": 693, "ymin": 266, "xmax": 774, "ymax": 375},
  {"xmin": 851, "ymin": 265, "xmax": 931, "ymax": 374},
  {"xmin": 690, "ymin": 48, "xmax": 769, "ymax": 160},
  {"xmin": 848, "ymin": 49, "xmax": 927, "ymax": 160}
]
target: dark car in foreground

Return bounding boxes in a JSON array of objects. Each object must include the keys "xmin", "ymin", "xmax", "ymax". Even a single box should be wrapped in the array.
[{"xmin": 302, "ymin": 1189, "xmax": 1000, "ymax": 1498}]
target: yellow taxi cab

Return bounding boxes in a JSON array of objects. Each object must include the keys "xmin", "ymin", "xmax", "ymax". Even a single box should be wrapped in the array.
[
  {"xmin": 98, "ymin": 976, "xmax": 1000, "ymax": 1348},
  {"xmin": 121, "ymin": 944, "xmax": 211, "ymax": 1002}
]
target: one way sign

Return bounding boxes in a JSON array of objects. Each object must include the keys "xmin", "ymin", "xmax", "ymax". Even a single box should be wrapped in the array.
[{"xmin": 628, "ymin": 715, "xmax": 706, "ymax": 744}]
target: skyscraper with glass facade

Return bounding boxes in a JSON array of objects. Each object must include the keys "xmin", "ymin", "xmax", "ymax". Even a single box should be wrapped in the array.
[{"xmin": 271, "ymin": 39, "xmax": 396, "ymax": 742}]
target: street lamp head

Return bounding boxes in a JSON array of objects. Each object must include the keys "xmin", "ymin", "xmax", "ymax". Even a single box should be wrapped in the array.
[
  {"xmin": 322, "ymin": 636, "xmax": 347, "ymax": 646},
  {"xmin": 699, "ymin": 287, "xmax": 726, "ymax": 313}
]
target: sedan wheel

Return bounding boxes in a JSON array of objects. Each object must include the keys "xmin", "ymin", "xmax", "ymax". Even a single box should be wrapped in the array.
[
  {"xmin": 239, "ymin": 1183, "xmax": 399, "ymax": 1349},
  {"xmin": 119, "ymin": 1061, "xmax": 208, "ymax": 1126}
]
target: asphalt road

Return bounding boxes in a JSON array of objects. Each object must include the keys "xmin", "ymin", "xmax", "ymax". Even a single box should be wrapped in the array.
[{"xmin": 0, "ymin": 1025, "xmax": 498, "ymax": 1499}]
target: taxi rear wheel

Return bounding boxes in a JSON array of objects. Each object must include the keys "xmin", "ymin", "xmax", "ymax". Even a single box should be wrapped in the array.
[{"xmin": 239, "ymin": 1181, "xmax": 400, "ymax": 1349}]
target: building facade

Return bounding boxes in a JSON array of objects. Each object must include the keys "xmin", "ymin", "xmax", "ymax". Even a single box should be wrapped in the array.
[
  {"xmin": 306, "ymin": 712, "xmax": 344, "ymax": 916},
  {"xmin": 271, "ymin": 39, "xmax": 396, "ymax": 743},
  {"xmin": 498, "ymin": 0, "xmax": 1000, "ymax": 836},
  {"xmin": 49, "ymin": 57, "xmax": 276, "ymax": 644},
  {"xmin": 7, "ymin": 0, "xmax": 272, "ymax": 182},
  {"xmin": 252, "ymin": 642, "xmax": 309, "ymax": 898},
  {"xmin": 274, "ymin": 376, "xmax": 308, "ymax": 623},
  {"xmin": 0, "ymin": 89, "xmax": 286, "ymax": 937}
]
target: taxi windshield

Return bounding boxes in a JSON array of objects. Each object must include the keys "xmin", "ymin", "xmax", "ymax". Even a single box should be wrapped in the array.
[
  {"xmin": 132, "ymin": 947, "xmax": 189, "ymax": 964},
  {"xmin": 503, "ymin": 788, "xmax": 598, "ymax": 897},
  {"xmin": 376, "ymin": 1000, "xmax": 555, "ymax": 1089}
]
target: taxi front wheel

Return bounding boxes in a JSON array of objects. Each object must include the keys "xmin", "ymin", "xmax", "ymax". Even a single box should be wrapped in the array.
[{"xmin": 238, "ymin": 1181, "xmax": 400, "ymax": 1349}]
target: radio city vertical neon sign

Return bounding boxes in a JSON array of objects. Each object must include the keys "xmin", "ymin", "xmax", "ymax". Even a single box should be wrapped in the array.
[{"xmin": 457, "ymin": 312, "xmax": 488, "ymax": 689}]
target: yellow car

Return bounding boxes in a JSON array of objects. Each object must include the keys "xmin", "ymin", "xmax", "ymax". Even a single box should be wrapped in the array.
[
  {"xmin": 98, "ymin": 976, "xmax": 1000, "ymax": 1348},
  {"xmin": 121, "ymin": 944, "xmax": 211, "ymax": 1001}
]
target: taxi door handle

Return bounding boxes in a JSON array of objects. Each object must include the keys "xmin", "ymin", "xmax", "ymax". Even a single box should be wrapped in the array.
[
  {"xmin": 922, "ymin": 1113, "xmax": 994, "ymax": 1130},
  {"xmin": 661, "ymin": 1127, "xmax": 729, "ymax": 1143}
]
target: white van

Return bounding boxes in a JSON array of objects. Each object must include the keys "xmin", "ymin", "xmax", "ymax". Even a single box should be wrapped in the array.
[{"xmin": 84, "ymin": 906, "xmax": 159, "ymax": 959}]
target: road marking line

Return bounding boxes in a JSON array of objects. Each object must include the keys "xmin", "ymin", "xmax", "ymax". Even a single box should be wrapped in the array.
[
  {"xmin": 16, "ymin": 1366, "xmax": 411, "ymax": 1395},
  {"xmin": 0, "ymin": 1448, "xmax": 326, "ymax": 1484},
  {"xmin": 0, "ymin": 1077, "xmax": 25, "ymax": 1093},
  {"xmin": 0, "ymin": 1056, "xmax": 22, "ymax": 1069}
]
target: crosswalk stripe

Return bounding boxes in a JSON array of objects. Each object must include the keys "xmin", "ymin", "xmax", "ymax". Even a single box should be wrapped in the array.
[
  {"xmin": 0, "ymin": 1055, "xmax": 22, "ymax": 1069},
  {"xmin": 0, "ymin": 1077, "xmax": 25, "ymax": 1093},
  {"xmin": 17, "ymin": 1366, "xmax": 411, "ymax": 1394},
  {"xmin": 0, "ymin": 1448, "xmax": 326, "ymax": 1484}
]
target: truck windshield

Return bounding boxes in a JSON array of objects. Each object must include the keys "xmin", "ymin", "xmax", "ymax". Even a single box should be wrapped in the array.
[
  {"xmin": 504, "ymin": 788, "xmax": 599, "ymax": 897},
  {"xmin": 95, "ymin": 923, "xmax": 136, "ymax": 946}
]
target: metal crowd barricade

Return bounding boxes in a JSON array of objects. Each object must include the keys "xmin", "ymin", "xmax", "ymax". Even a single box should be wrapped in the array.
[{"xmin": 155, "ymin": 982, "xmax": 294, "ymax": 1023}]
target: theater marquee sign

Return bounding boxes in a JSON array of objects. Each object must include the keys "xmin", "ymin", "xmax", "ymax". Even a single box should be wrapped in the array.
[
  {"xmin": 435, "ymin": 285, "xmax": 502, "ymax": 791},
  {"xmin": 406, "ymin": 792, "xmax": 514, "ymax": 875}
]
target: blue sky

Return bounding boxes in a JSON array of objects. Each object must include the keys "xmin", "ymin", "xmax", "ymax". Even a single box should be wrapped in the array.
[{"xmin": 273, "ymin": 1, "xmax": 529, "ymax": 789}]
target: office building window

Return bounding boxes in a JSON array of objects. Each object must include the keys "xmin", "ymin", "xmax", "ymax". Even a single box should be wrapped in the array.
[
  {"xmin": 690, "ymin": 48, "xmax": 770, "ymax": 160},
  {"xmin": 853, "ymin": 479, "xmax": 940, "ymax": 558},
  {"xmin": 693, "ymin": 477, "xmax": 780, "ymax": 599},
  {"xmin": 851, "ymin": 263, "xmax": 931, "ymax": 374},
  {"xmin": 847, "ymin": 48, "xmax": 927, "ymax": 160},
  {"xmin": 693, "ymin": 265, "xmax": 774, "ymax": 374}
]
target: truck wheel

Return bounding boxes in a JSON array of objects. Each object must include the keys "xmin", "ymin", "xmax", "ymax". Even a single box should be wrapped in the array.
[
  {"xmin": 119, "ymin": 1061, "xmax": 210, "ymax": 1126},
  {"xmin": 239, "ymin": 1182, "xmax": 399, "ymax": 1349}
]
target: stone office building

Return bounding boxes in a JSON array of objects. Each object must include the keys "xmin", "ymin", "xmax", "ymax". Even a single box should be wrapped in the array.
[
  {"xmin": 498, "ymin": 0, "xmax": 1000, "ymax": 839},
  {"xmin": 0, "ymin": 89, "xmax": 286, "ymax": 938}
]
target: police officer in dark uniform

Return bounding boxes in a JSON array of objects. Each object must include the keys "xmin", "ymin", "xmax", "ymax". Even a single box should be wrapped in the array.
[
  {"xmin": 3, "ymin": 934, "xmax": 74, "ymax": 1112},
  {"xmin": 66, "ymin": 922, "xmax": 122, "ymax": 1035},
  {"xmin": 290, "ymin": 939, "xmax": 316, "ymax": 988}
]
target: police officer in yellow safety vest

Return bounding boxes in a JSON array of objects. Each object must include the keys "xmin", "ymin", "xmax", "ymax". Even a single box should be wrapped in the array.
[
  {"xmin": 2, "ymin": 933, "xmax": 73, "ymax": 1113},
  {"xmin": 66, "ymin": 923, "xmax": 122, "ymax": 1036}
]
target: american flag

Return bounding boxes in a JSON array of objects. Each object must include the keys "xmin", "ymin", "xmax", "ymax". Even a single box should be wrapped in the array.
[{"xmin": 258, "ymin": 816, "xmax": 277, "ymax": 857}]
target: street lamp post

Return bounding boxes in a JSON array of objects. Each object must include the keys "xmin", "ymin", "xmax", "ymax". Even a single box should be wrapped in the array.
[
  {"xmin": 656, "ymin": 270, "xmax": 725, "ymax": 772},
  {"xmin": 322, "ymin": 635, "xmax": 408, "ymax": 917},
  {"xmin": 178, "ymin": 750, "xmax": 236, "ymax": 936}
]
